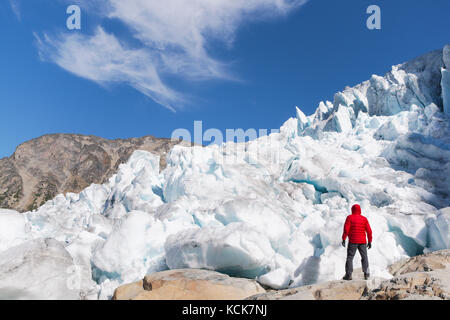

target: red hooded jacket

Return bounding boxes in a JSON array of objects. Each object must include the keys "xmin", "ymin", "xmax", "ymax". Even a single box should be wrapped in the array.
[{"xmin": 342, "ymin": 204, "xmax": 372, "ymax": 244}]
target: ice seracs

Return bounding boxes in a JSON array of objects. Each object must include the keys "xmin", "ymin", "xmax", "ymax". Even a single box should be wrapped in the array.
[
  {"xmin": 296, "ymin": 106, "xmax": 309, "ymax": 132},
  {"xmin": 0, "ymin": 46, "xmax": 449, "ymax": 299},
  {"xmin": 331, "ymin": 105, "xmax": 353, "ymax": 133},
  {"xmin": 165, "ymin": 223, "xmax": 276, "ymax": 278},
  {"xmin": 442, "ymin": 45, "xmax": 450, "ymax": 115}
]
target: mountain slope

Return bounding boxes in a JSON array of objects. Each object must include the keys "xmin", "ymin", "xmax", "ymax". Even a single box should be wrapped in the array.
[{"xmin": 0, "ymin": 134, "xmax": 187, "ymax": 212}]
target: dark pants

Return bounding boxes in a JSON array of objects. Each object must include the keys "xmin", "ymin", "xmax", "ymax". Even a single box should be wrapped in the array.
[{"xmin": 345, "ymin": 243, "xmax": 369, "ymax": 276}]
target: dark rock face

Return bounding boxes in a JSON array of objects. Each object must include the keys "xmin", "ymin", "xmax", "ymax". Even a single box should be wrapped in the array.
[
  {"xmin": 0, "ymin": 159, "xmax": 23, "ymax": 209},
  {"xmin": 0, "ymin": 134, "xmax": 187, "ymax": 212}
]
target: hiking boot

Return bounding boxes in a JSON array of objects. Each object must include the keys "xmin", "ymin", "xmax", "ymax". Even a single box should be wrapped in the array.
[
  {"xmin": 364, "ymin": 273, "xmax": 370, "ymax": 280},
  {"xmin": 343, "ymin": 274, "xmax": 352, "ymax": 281}
]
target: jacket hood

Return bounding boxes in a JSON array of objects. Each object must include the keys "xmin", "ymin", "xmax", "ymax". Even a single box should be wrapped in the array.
[{"xmin": 351, "ymin": 204, "xmax": 361, "ymax": 215}]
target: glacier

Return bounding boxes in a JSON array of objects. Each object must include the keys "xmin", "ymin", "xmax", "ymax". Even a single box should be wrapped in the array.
[
  {"xmin": 442, "ymin": 44, "xmax": 450, "ymax": 115},
  {"xmin": 0, "ymin": 45, "xmax": 449, "ymax": 299}
]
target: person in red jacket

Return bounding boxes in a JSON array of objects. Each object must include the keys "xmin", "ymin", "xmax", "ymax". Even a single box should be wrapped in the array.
[{"xmin": 341, "ymin": 204, "xmax": 372, "ymax": 280}]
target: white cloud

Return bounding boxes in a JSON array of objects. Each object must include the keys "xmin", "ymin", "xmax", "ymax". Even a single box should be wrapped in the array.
[
  {"xmin": 35, "ymin": 28, "xmax": 181, "ymax": 111},
  {"xmin": 37, "ymin": 0, "xmax": 308, "ymax": 111},
  {"xmin": 9, "ymin": 0, "xmax": 21, "ymax": 21}
]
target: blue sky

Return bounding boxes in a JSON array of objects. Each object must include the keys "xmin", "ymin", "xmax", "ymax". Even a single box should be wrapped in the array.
[{"xmin": 0, "ymin": 0, "xmax": 449, "ymax": 157}]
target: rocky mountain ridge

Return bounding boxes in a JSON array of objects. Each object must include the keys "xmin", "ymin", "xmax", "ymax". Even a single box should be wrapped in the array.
[{"xmin": 0, "ymin": 134, "xmax": 187, "ymax": 212}]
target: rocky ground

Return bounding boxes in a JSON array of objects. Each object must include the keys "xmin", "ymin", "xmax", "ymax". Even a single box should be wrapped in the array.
[
  {"xmin": 0, "ymin": 134, "xmax": 188, "ymax": 212},
  {"xmin": 113, "ymin": 250, "xmax": 449, "ymax": 300},
  {"xmin": 247, "ymin": 249, "xmax": 450, "ymax": 300},
  {"xmin": 113, "ymin": 269, "xmax": 266, "ymax": 300}
]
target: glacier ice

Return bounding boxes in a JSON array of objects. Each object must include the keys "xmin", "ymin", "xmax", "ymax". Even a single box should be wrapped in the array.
[
  {"xmin": 0, "ymin": 210, "xmax": 30, "ymax": 252},
  {"xmin": 443, "ymin": 44, "xmax": 450, "ymax": 70},
  {"xmin": 0, "ymin": 239, "xmax": 82, "ymax": 300},
  {"xmin": 0, "ymin": 47, "xmax": 450, "ymax": 299},
  {"xmin": 258, "ymin": 268, "xmax": 291, "ymax": 289},
  {"xmin": 442, "ymin": 69, "xmax": 450, "ymax": 115},
  {"xmin": 332, "ymin": 105, "xmax": 353, "ymax": 133},
  {"xmin": 296, "ymin": 106, "xmax": 309, "ymax": 132},
  {"xmin": 165, "ymin": 223, "xmax": 275, "ymax": 278}
]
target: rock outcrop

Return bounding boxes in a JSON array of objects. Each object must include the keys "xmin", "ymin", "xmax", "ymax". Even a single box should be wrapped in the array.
[
  {"xmin": 247, "ymin": 249, "xmax": 450, "ymax": 300},
  {"xmin": 247, "ymin": 269, "xmax": 384, "ymax": 300},
  {"xmin": 0, "ymin": 134, "xmax": 188, "ymax": 212},
  {"xmin": 113, "ymin": 269, "xmax": 266, "ymax": 300},
  {"xmin": 365, "ymin": 270, "xmax": 448, "ymax": 300},
  {"xmin": 366, "ymin": 249, "xmax": 450, "ymax": 300},
  {"xmin": 388, "ymin": 249, "xmax": 450, "ymax": 276},
  {"xmin": 249, "ymin": 280, "xmax": 371, "ymax": 300}
]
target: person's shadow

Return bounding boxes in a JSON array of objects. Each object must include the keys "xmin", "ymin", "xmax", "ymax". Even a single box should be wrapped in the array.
[
  {"xmin": 293, "ymin": 234, "xmax": 322, "ymax": 286},
  {"xmin": 293, "ymin": 256, "xmax": 320, "ymax": 286}
]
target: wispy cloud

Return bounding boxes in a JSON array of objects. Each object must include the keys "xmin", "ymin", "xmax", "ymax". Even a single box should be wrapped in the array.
[
  {"xmin": 35, "ymin": 28, "xmax": 182, "ymax": 112},
  {"xmin": 36, "ymin": 0, "xmax": 308, "ymax": 111},
  {"xmin": 9, "ymin": 0, "xmax": 21, "ymax": 21}
]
